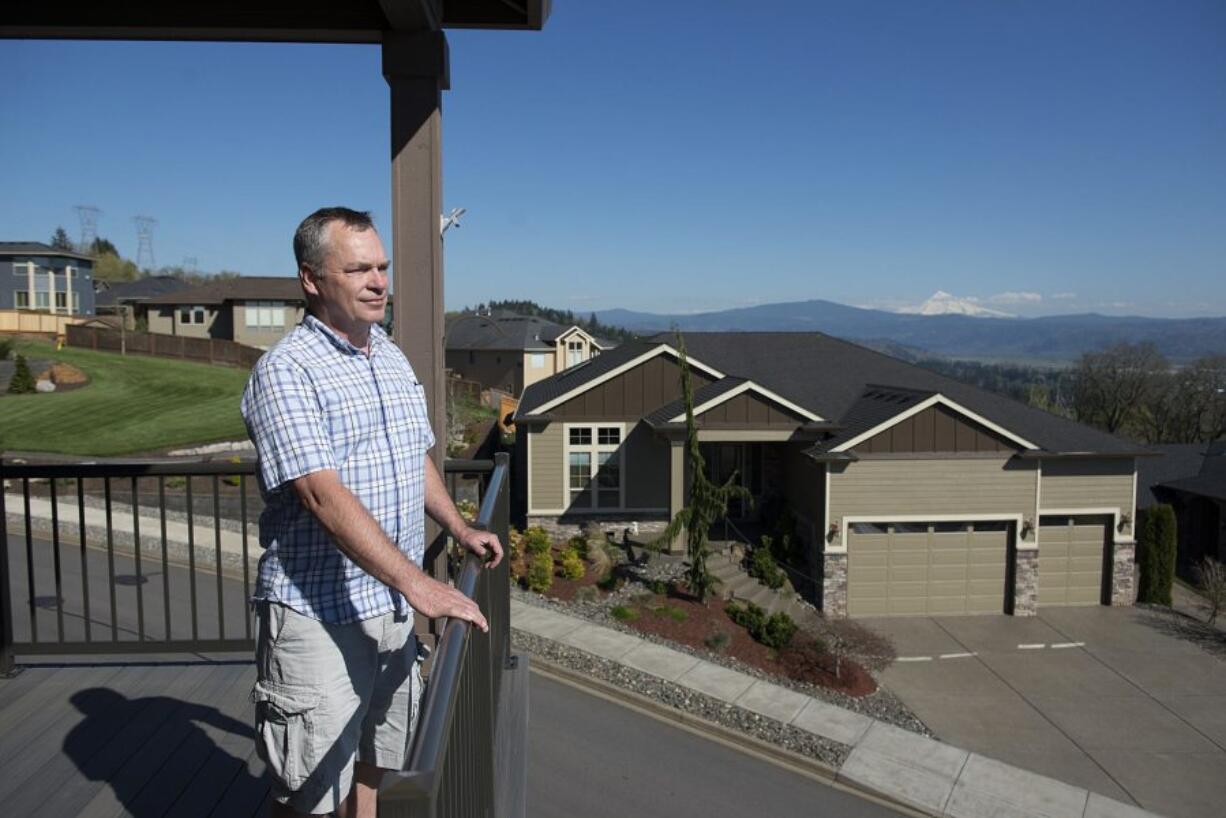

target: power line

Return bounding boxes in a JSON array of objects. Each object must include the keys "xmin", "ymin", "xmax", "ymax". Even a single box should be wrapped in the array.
[{"xmin": 74, "ymin": 205, "xmax": 101, "ymax": 251}]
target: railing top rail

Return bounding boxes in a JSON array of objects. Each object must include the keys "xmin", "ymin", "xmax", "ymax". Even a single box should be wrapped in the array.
[
  {"xmin": 0, "ymin": 455, "xmax": 497, "ymax": 480},
  {"xmin": 401, "ymin": 455, "xmax": 507, "ymax": 785},
  {"xmin": 442, "ymin": 458, "xmax": 495, "ymax": 474}
]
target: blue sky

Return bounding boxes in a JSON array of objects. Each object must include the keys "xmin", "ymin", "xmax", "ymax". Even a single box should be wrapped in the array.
[{"xmin": 2, "ymin": 1, "xmax": 1224, "ymax": 318}]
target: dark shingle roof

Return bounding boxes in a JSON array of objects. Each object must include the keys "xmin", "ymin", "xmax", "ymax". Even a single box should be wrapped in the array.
[
  {"xmin": 446, "ymin": 313, "xmax": 566, "ymax": 351},
  {"xmin": 518, "ymin": 330, "xmax": 1148, "ymax": 456},
  {"xmin": 812, "ymin": 385, "xmax": 935, "ymax": 451},
  {"xmin": 1158, "ymin": 442, "xmax": 1226, "ymax": 503},
  {"xmin": 1137, "ymin": 444, "xmax": 1214, "ymax": 509},
  {"xmin": 94, "ymin": 276, "xmax": 194, "ymax": 307},
  {"xmin": 0, "ymin": 241, "xmax": 93, "ymax": 261},
  {"xmin": 143, "ymin": 276, "xmax": 305, "ymax": 305}
]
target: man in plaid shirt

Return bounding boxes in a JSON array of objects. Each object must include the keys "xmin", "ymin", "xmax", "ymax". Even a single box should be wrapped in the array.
[{"xmin": 242, "ymin": 207, "xmax": 501, "ymax": 818}]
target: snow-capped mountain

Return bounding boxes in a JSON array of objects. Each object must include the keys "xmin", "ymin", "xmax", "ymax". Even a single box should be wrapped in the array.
[{"xmin": 897, "ymin": 291, "xmax": 1014, "ymax": 318}]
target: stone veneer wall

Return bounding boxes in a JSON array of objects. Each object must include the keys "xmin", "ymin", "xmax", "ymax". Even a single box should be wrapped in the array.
[
  {"xmin": 1111, "ymin": 542, "xmax": 1136, "ymax": 606},
  {"xmin": 822, "ymin": 552, "xmax": 847, "ymax": 618},
  {"xmin": 1013, "ymin": 550, "xmax": 1039, "ymax": 616},
  {"xmin": 526, "ymin": 515, "xmax": 668, "ymax": 543}
]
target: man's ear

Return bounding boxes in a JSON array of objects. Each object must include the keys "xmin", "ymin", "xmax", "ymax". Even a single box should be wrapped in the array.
[{"xmin": 299, "ymin": 265, "xmax": 320, "ymax": 298}]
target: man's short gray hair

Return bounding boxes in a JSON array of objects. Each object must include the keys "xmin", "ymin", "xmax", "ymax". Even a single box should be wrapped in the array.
[{"xmin": 293, "ymin": 207, "xmax": 375, "ymax": 273}]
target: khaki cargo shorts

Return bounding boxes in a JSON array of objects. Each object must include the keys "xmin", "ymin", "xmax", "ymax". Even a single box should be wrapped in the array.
[{"xmin": 252, "ymin": 602, "xmax": 424, "ymax": 815}]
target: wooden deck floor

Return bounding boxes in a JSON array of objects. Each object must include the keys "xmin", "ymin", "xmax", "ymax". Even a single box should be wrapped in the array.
[{"xmin": 0, "ymin": 658, "xmax": 269, "ymax": 817}]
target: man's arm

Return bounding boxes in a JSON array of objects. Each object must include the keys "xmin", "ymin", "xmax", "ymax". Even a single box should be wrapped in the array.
[
  {"xmin": 424, "ymin": 457, "xmax": 504, "ymax": 568},
  {"xmin": 293, "ymin": 469, "xmax": 488, "ymax": 631}
]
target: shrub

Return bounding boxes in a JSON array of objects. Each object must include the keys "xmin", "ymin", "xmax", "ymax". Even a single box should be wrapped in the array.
[
  {"xmin": 704, "ymin": 631, "xmax": 731, "ymax": 652},
  {"xmin": 0, "ymin": 338, "xmax": 12, "ymax": 361},
  {"xmin": 1138, "ymin": 505, "xmax": 1176, "ymax": 605},
  {"xmin": 747, "ymin": 547, "xmax": 786, "ymax": 590},
  {"xmin": 596, "ymin": 570, "xmax": 624, "ymax": 592},
  {"xmin": 559, "ymin": 548, "xmax": 585, "ymax": 581},
  {"xmin": 648, "ymin": 578, "xmax": 668, "ymax": 596},
  {"xmin": 574, "ymin": 586, "xmax": 599, "ymax": 604},
  {"xmin": 1195, "ymin": 557, "xmax": 1226, "ymax": 625},
  {"xmin": 610, "ymin": 605, "xmax": 638, "ymax": 621},
  {"xmin": 523, "ymin": 526, "xmax": 552, "ymax": 555},
  {"xmin": 726, "ymin": 601, "xmax": 795, "ymax": 649},
  {"xmin": 7, "ymin": 354, "xmax": 36, "ymax": 394},
  {"xmin": 526, "ymin": 552, "xmax": 554, "ymax": 593},
  {"xmin": 662, "ymin": 605, "xmax": 688, "ymax": 623},
  {"xmin": 726, "ymin": 601, "xmax": 766, "ymax": 632},
  {"xmin": 166, "ymin": 476, "xmax": 187, "ymax": 489},
  {"xmin": 567, "ymin": 534, "xmax": 589, "ymax": 560}
]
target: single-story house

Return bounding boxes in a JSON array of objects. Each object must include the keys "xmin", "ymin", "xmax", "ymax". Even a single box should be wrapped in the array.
[
  {"xmin": 0, "ymin": 241, "xmax": 96, "ymax": 316},
  {"xmin": 1140, "ymin": 442, "xmax": 1226, "ymax": 578},
  {"xmin": 514, "ymin": 332, "xmax": 1152, "ymax": 618},
  {"xmin": 445, "ymin": 311, "xmax": 613, "ymax": 395},
  {"xmin": 93, "ymin": 275, "xmax": 194, "ymax": 328},
  {"xmin": 141, "ymin": 276, "xmax": 308, "ymax": 349}
]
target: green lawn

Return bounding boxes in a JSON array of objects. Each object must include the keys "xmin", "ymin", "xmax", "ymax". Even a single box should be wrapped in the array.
[{"xmin": 1, "ymin": 340, "xmax": 251, "ymax": 456}]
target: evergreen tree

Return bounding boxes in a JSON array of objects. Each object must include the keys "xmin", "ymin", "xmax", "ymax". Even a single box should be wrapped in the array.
[
  {"xmin": 90, "ymin": 237, "xmax": 119, "ymax": 256},
  {"xmin": 50, "ymin": 227, "xmax": 74, "ymax": 250},
  {"xmin": 7, "ymin": 354, "xmax": 37, "ymax": 394},
  {"xmin": 653, "ymin": 333, "xmax": 750, "ymax": 602}
]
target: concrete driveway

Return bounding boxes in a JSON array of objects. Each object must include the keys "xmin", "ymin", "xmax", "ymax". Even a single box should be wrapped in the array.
[{"xmin": 863, "ymin": 606, "xmax": 1226, "ymax": 818}]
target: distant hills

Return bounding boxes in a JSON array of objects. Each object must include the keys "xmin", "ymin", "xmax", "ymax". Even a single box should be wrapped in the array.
[{"xmin": 594, "ymin": 300, "xmax": 1226, "ymax": 363}]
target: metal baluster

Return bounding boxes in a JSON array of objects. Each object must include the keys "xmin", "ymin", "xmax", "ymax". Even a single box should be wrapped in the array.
[
  {"xmin": 131, "ymin": 476, "xmax": 144, "ymax": 642},
  {"xmin": 213, "ymin": 475, "xmax": 224, "ymax": 640},
  {"xmin": 160, "ymin": 477, "xmax": 171, "ymax": 642},
  {"xmin": 77, "ymin": 479, "xmax": 90, "ymax": 642},
  {"xmin": 186, "ymin": 477, "xmax": 198, "ymax": 640},
  {"xmin": 50, "ymin": 479, "xmax": 64, "ymax": 642},
  {"xmin": 104, "ymin": 477, "xmax": 118, "ymax": 641},
  {"xmin": 241, "ymin": 474, "xmax": 251, "ymax": 640},
  {"xmin": 24, "ymin": 479, "xmax": 38, "ymax": 644}
]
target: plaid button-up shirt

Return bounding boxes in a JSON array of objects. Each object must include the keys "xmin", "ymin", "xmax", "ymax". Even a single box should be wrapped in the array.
[{"xmin": 241, "ymin": 314, "xmax": 435, "ymax": 624}]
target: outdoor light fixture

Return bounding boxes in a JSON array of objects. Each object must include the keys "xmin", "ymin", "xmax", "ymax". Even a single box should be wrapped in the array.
[
  {"xmin": 827, "ymin": 522, "xmax": 840, "ymax": 543},
  {"xmin": 1118, "ymin": 513, "xmax": 1132, "ymax": 534},
  {"xmin": 1021, "ymin": 518, "xmax": 1035, "ymax": 539}
]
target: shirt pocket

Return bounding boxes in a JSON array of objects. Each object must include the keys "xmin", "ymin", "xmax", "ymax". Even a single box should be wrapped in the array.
[{"xmin": 385, "ymin": 380, "xmax": 435, "ymax": 451}]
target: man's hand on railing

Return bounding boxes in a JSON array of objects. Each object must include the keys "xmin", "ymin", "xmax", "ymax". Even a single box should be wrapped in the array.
[
  {"xmin": 407, "ymin": 572, "xmax": 489, "ymax": 633},
  {"xmin": 454, "ymin": 526, "xmax": 503, "ymax": 569}
]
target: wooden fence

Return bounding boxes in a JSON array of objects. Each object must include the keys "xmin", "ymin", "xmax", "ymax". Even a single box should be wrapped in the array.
[
  {"xmin": 0, "ymin": 310, "xmax": 85, "ymax": 335},
  {"xmin": 65, "ymin": 324, "xmax": 265, "ymax": 368}
]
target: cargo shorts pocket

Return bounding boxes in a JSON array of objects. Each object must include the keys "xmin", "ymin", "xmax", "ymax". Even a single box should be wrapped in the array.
[{"xmin": 252, "ymin": 680, "xmax": 321, "ymax": 792}]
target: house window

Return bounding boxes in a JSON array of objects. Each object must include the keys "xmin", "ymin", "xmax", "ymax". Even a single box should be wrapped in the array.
[
  {"xmin": 180, "ymin": 305, "xmax": 207, "ymax": 325},
  {"xmin": 14, "ymin": 291, "xmax": 29, "ymax": 308},
  {"xmin": 530, "ymin": 353, "xmax": 547, "ymax": 368},
  {"xmin": 71, "ymin": 292, "xmax": 80, "ymax": 312},
  {"xmin": 245, "ymin": 300, "xmax": 286, "ymax": 330},
  {"xmin": 566, "ymin": 339, "xmax": 585, "ymax": 368},
  {"xmin": 565, "ymin": 424, "xmax": 622, "ymax": 509},
  {"xmin": 35, "ymin": 291, "xmax": 49, "ymax": 309},
  {"xmin": 55, "ymin": 292, "xmax": 68, "ymax": 310}
]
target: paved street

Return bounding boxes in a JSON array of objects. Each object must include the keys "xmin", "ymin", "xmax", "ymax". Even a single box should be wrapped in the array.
[
  {"xmin": 529, "ymin": 671, "xmax": 904, "ymax": 818},
  {"xmin": 866, "ymin": 607, "xmax": 1226, "ymax": 818}
]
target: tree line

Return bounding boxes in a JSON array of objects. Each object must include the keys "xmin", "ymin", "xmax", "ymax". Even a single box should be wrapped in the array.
[
  {"xmin": 460, "ymin": 299, "xmax": 639, "ymax": 343},
  {"xmin": 920, "ymin": 343, "xmax": 1226, "ymax": 445},
  {"xmin": 49, "ymin": 226, "xmax": 241, "ymax": 286}
]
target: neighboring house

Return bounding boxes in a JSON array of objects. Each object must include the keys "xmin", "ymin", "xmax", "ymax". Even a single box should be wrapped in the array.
[
  {"xmin": 445, "ymin": 311, "xmax": 613, "ymax": 395},
  {"xmin": 514, "ymin": 332, "xmax": 1151, "ymax": 619},
  {"xmin": 141, "ymin": 276, "xmax": 307, "ymax": 349},
  {"xmin": 1140, "ymin": 442, "xmax": 1226, "ymax": 578},
  {"xmin": 93, "ymin": 276, "xmax": 194, "ymax": 329},
  {"xmin": 0, "ymin": 242, "xmax": 96, "ymax": 316}
]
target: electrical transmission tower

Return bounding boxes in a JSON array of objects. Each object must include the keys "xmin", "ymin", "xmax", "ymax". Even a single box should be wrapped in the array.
[
  {"xmin": 182, "ymin": 256, "xmax": 199, "ymax": 275},
  {"xmin": 133, "ymin": 215, "xmax": 157, "ymax": 271},
  {"xmin": 74, "ymin": 205, "xmax": 101, "ymax": 252}
]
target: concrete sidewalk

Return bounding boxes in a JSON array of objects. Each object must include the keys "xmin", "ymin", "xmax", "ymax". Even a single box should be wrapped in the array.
[
  {"xmin": 4, "ymin": 492, "xmax": 259, "ymax": 575},
  {"xmin": 511, "ymin": 598, "xmax": 1165, "ymax": 818}
]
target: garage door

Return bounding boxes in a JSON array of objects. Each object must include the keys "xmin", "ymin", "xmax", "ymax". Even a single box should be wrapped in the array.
[
  {"xmin": 1038, "ymin": 515, "xmax": 1108, "ymax": 606},
  {"xmin": 847, "ymin": 521, "xmax": 1010, "ymax": 617}
]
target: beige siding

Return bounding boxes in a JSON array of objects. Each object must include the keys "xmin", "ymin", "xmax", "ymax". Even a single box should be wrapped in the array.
[
  {"xmin": 529, "ymin": 423, "xmax": 564, "ymax": 511},
  {"xmin": 147, "ymin": 305, "xmax": 220, "ymax": 339},
  {"xmin": 232, "ymin": 302, "xmax": 304, "ymax": 349},
  {"xmin": 147, "ymin": 307, "xmax": 175, "ymax": 336},
  {"xmin": 829, "ymin": 456, "xmax": 1037, "ymax": 519},
  {"xmin": 522, "ymin": 350, "xmax": 558, "ymax": 389},
  {"xmin": 624, "ymin": 422, "xmax": 669, "ymax": 508},
  {"xmin": 1040, "ymin": 458, "xmax": 1134, "ymax": 513}
]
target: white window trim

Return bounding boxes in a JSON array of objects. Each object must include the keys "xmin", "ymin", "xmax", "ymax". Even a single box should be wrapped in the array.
[
  {"xmin": 830, "ymin": 393, "xmax": 1038, "ymax": 452},
  {"xmin": 1037, "ymin": 507, "xmax": 1131, "ymax": 545},
  {"xmin": 245, "ymin": 299, "xmax": 287, "ymax": 330},
  {"xmin": 562, "ymin": 422, "xmax": 627, "ymax": 511},
  {"xmin": 834, "ymin": 512, "xmax": 1026, "ymax": 555},
  {"xmin": 529, "ymin": 345, "xmax": 725, "ymax": 416},
  {"xmin": 668, "ymin": 379, "xmax": 824, "ymax": 423}
]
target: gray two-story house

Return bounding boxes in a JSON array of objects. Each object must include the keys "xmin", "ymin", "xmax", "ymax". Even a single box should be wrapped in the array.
[{"xmin": 1, "ymin": 242, "xmax": 96, "ymax": 316}]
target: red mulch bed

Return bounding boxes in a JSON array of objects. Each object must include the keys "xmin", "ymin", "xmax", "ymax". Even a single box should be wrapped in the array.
[{"xmin": 525, "ymin": 553, "xmax": 876, "ymax": 697}]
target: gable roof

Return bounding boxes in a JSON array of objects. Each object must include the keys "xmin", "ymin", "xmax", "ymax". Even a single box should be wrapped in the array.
[
  {"xmin": 0, "ymin": 241, "xmax": 93, "ymax": 262},
  {"xmin": 143, "ymin": 276, "xmax": 306, "ymax": 306},
  {"xmin": 518, "ymin": 330, "xmax": 1148, "ymax": 456},
  {"xmin": 445, "ymin": 312, "xmax": 614, "ymax": 352},
  {"xmin": 94, "ymin": 276, "xmax": 194, "ymax": 306}
]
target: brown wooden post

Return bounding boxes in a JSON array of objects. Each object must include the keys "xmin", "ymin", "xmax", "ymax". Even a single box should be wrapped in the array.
[{"xmin": 383, "ymin": 32, "xmax": 449, "ymax": 588}]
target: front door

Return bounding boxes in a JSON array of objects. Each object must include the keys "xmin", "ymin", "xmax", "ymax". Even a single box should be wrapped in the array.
[{"xmin": 699, "ymin": 443, "xmax": 761, "ymax": 520}]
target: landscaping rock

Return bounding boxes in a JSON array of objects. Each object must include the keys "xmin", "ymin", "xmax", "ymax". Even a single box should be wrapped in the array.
[{"xmin": 35, "ymin": 379, "xmax": 57, "ymax": 392}]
